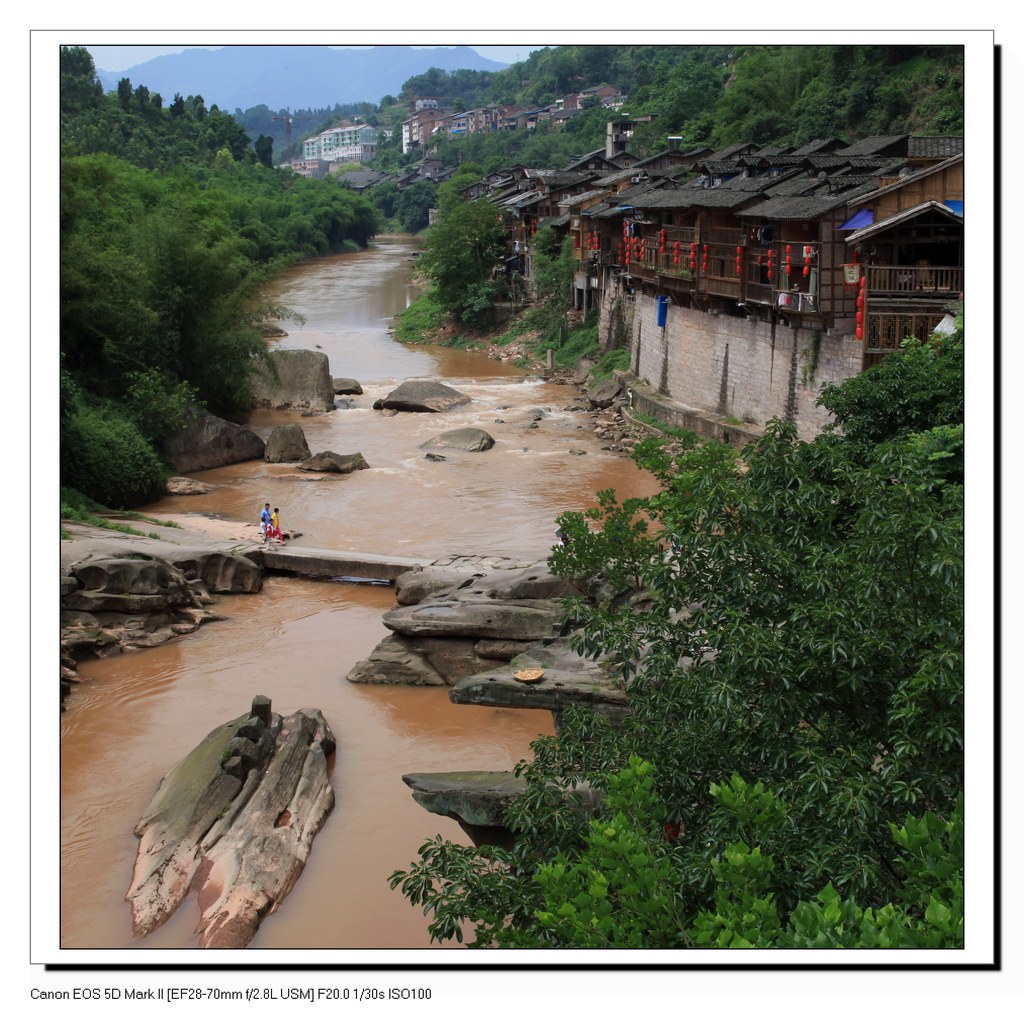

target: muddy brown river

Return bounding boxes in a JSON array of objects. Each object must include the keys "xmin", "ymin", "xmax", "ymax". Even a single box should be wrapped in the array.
[{"xmin": 59, "ymin": 235, "xmax": 657, "ymax": 951}]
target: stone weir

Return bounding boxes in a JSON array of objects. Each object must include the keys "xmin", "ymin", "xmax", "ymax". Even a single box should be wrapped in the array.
[{"xmin": 59, "ymin": 520, "xmax": 431, "ymax": 705}]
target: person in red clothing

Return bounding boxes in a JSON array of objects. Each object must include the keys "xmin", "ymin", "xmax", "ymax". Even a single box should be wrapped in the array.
[{"xmin": 270, "ymin": 507, "xmax": 286, "ymax": 545}]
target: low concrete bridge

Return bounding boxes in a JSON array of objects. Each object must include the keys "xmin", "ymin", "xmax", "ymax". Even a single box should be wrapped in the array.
[{"xmin": 254, "ymin": 543, "xmax": 426, "ymax": 583}]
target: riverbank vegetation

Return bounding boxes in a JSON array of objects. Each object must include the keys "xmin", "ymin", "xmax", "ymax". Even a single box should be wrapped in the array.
[
  {"xmin": 394, "ymin": 217, "xmax": 619, "ymax": 376},
  {"xmin": 59, "ymin": 46, "xmax": 379, "ymax": 511},
  {"xmin": 391, "ymin": 320, "xmax": 965, "ymax": 949}
]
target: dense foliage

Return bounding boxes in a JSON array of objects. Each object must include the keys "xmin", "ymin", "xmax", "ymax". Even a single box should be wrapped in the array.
[
  {"xmin": 390, "ymin": 327, "xmax": 965, "ymax": 949},
  {"xmin": 364, "ymin": 44, "xmax": 963, "ymax": 175},
  {"xmin": 59, "ymin": 47, "xmax": 379, "ymax": 508}
]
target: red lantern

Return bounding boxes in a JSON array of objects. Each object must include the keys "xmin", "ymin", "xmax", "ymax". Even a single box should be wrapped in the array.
[
  {"xmin": 856, "ymin": 311, "xmax": 863, "ymax": 325},
  {"xmin": 856, "ymin": 326, "xmax": 864, "ymax": 340}
]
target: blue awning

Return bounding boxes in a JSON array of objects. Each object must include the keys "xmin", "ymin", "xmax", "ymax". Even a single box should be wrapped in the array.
[
  {"xmin": 840, "ymin": 208, "xmax": 873, "ymax": 230},
  {"xmin": 943, "ymin": 199, "xmax": 964, "ymax": 215}
]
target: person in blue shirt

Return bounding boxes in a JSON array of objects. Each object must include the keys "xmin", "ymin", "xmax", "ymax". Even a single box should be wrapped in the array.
[{"xmin": 259, "ymin": 503, "xmax": 272, "ymax": 544}]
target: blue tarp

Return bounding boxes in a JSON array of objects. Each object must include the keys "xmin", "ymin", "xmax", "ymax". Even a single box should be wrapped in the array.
[
  {"xmin": 943, "ymin": 199, "xmax": 964, "ymax": 215},
  {"xmin": 840, "ymin": 208, "xmax": 873, "ymax": 230}
]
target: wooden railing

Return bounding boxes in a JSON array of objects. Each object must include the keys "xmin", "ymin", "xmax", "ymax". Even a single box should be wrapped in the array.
[
  {"xmin": 867, "ymin": 265, "xmax": 962, "ymax": 295},
  {"xmin": 863, "ymin": 311, "xmax": 948, "ymax": 368}
]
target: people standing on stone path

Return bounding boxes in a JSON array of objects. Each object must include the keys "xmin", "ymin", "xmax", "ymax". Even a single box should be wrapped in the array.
[{"xmin": 259, "ymin": 502, "xmax": 272, "ymax": 544}]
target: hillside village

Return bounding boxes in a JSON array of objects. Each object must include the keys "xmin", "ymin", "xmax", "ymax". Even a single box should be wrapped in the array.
[{"xmin": 290, "ymin": 102, "xmax": 963, "ymax": 441}]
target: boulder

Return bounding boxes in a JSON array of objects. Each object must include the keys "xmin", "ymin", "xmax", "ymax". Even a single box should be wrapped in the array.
[
  {"xmin": 162, "ymin": 414, "xmax": 265, "ymax": 474},
  {"xmin": 332, "ymin": 377, "xmax": 363, "ymax": 395},
  {"xmin": 264, "ymin": 423, "xmax": 311, "ymax": 463},
  {"xmin": 420, "ymin": 428, "xmax": 495, "ymax": 452},
  {"xmin": 373, "ymin": 380, "xmax": 471, "ymax": 413},
  {"xmin": 126, "ymin": 696, "xmax": 336, "ymax": 949},
  {"xmin": 250, "ymin": 349, "xmax": 335, "ymax": 412},
  {"xmin": 587, "ymin": 378, "xmax": 624, "ymax": 409},
  {"xmin": 297, "ymin": 451, "xmax": 370, "ymax": 474}
]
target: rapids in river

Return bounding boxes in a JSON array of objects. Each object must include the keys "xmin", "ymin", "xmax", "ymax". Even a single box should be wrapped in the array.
[{"xmin": 59, "ymin": 235, "xmax": 658, "ymax": 951}]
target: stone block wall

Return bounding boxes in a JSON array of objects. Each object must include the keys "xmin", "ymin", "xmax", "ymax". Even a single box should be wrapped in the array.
[{"xmin": 629, "ymin": 292, "xmax": 863, "ymax": 440}]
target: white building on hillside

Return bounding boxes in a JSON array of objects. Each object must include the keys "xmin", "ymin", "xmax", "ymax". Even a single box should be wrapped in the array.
[{"xmin": 303, "ymin": 123, "xmax": 379, "ymax": 164}]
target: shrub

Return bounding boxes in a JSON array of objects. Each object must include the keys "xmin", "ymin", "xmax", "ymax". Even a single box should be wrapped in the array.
[{"xmin": 61, "ymin": 401, "xmax": 167, "ymax": 508}]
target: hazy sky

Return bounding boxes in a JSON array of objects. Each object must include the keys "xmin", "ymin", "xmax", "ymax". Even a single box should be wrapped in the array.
[{"xmin": 86, "ymin": 44, "xmax": 545, "ymax": 72}]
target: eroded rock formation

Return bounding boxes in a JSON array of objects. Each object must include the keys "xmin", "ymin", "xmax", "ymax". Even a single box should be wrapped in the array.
[{"xmin": 125, "ymin": 696, "xmax": 336, "ymax": 949}]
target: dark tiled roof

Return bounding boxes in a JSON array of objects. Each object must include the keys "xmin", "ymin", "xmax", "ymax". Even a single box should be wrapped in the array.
[
  {"xmin": 559, "ymin": 187, "xmax": 612, "ymax": 206},
  {"xmin": 741, "ymin": 182, "xmax": 877, "ymax": 220},
  {"xmin": 530, "ymin": 170, "xmax": 596, "ymax": 187},
  {"xmin": 594, "ymin": 168, "xmax": 640, "ymax": 185},
  {"xmin": 835, "ymin": 135, "xmax": 907, "ymax": 156},
  {"xmin": 703, "ymin": 141, "xmax": 756, "ymax": 161},
  {"xmin": 763, "ymin": 175, "xmax": 829, "ymax": 197},
  {"xmin": 907, "ymin": 136, "xmax": 964, "ymax": 158},
  {"xmin": 791, "ymin": 137, "xmax": 847, "ymax": 155},
  {"xmin": 700, "ymin": 161, "xmax": 749, "ymax": 174}
]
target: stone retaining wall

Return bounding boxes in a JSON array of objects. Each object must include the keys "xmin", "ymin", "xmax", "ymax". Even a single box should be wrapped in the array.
[{"xmin": 626, "ymin": 291, "xmax": 863, "ymax": 440}]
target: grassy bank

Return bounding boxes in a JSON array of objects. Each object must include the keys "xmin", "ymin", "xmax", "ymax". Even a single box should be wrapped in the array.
[{"xmin": 392, "ymin": 296, "xmax": 631, "ymax": 382}]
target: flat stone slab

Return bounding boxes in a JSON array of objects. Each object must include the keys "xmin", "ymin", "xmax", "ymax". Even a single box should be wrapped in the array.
[
  {"xmin": 448, "ymin": 638, "xmax": 628, "ymax": 716},
  {"xmin": 449, "ymin": 666, "xmax": 628, "ymax": 713},
  {"xmin": 261, "ymin": 546, "xmax": 424, "ymax": 583},
  {"xmin": 402, "ymin": 770, "xmax": 527, "ymax": 827},
  {"xmin": 382, "ymin": 598, "xmax": 563, "ymax": 640},
  {"xmin": 401, "ymin": 770, "xmax": 605, "ymax": 846}
]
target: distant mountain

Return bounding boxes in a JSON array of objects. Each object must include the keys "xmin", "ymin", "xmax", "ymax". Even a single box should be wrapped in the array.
[{"xmin": 93, "ymin": 45, "xmax": 509, "ymax": 113}]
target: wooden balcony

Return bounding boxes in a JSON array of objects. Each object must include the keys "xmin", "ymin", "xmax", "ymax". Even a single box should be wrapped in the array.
[{"xmin": 867, "ymin": 265, "xmax": 962, "ymax": 297}]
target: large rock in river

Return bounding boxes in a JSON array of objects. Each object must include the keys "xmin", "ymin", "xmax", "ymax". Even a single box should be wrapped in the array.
[
  {"xmin": 125, "ymin": 696, "xmax": 336, "ymax": 949},
  {"xmin": 374, "ymin": 380, "xmax": 471, "ymax": 413},
  {"xmin": 162, "ymin": 413, "xmax": 265, "ymax": 473},
  {"xmin": 297, "ymin": 451, "xmax": 370, "ymax": 473},
  {"xmin": 264, "ymin": 423, "xmax": 312, "ymax": 463},
  {"xmin": 250, "ymin": 349, "xmax": 335, "ymax": 412},
  {"xmin": 420, "ymin": 428, "xmax": 495, "ymax": 452}
]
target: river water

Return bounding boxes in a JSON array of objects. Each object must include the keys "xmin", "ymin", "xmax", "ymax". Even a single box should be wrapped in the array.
[{"xmin": 59, "ymin": 235, "xmax": 657, "ymax": 952}]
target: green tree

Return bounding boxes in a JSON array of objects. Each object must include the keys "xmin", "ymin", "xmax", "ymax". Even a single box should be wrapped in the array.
[
  {"xmin": 391, "ymin": 327, "xmax": 964, "ymax": 948},
  {"xmin": 417, "ymin": 198, "xmax": 506, "ymax": 326},
  {"xmin": 396, "ymin": 179, "xmax": 438, "ymax": 233},
  {"xmin": 254, "ymin": 134, "xmax": 274, "ymax": 168}
]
